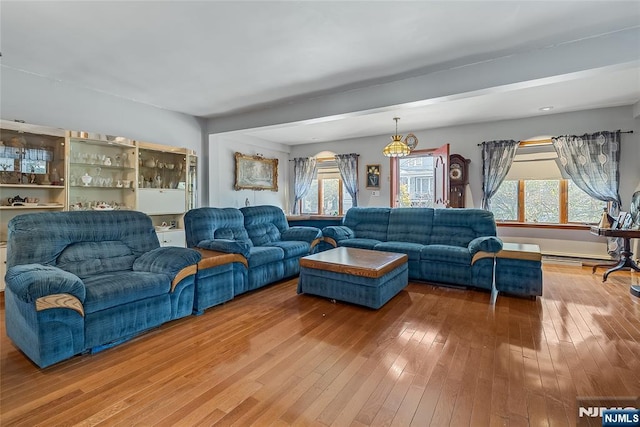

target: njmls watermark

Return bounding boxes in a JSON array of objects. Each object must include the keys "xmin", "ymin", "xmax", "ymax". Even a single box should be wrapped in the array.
[{"xmin": 577, "ymin": 397, "xmax": 640, "ymax": 427}]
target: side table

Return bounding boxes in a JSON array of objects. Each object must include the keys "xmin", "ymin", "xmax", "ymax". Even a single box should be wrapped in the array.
[{"xmin": 590, "ymin": 226, "xmax": 640, "ymax": 297}]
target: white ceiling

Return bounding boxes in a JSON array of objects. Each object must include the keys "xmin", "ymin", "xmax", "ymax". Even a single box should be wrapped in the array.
[{"xmin": 1, "ymin": 1, "xmax": 639, "ymax": 145}]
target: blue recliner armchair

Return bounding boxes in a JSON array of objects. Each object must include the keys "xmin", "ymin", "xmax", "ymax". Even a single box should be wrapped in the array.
[{"xmin": 4, "ymin": 210, "xmax": 201, "ymax": 368}]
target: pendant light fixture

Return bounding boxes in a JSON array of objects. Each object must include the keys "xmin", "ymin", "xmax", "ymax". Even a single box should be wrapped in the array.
[{"xmin": 382, "ymin": 117, "xmax": 411, "ymax": 158}]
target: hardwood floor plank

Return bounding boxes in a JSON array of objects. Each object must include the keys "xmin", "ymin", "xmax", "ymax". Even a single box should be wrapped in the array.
[
  {"xmin": 1, "ymin": 266, "xmax": 639, "ymax": 426},
  {"xmin": 448, "ymin": 345, "xmax": 481, "ymax": 426},
  {"xmin": 389, "ymin": 382, "xmax": 425, "ymax": 427},
  {"xmin": 369, "ymin": 370, "xmax": 415, "ymax": 426},
  {"xmin": 212, "ymin": 396, "xmax": 260, "ymax": 426},
  {"xmin": 469, "ymin": 377, "xmax": 493, "ymax": 426},
  {"xmin": 526, "ymin": 392, "xmax": 550, "ymax": 427},
  {"xmin": 249, "ymin": 372, "xmax": 322, "ymax": 426},
  {"xmin": 409, "ymin": 363, "xmax": 447, "ymax": 426},
  {"xmin": 506, "ymin": 349, "xmax": 528, "ymax": 419}
]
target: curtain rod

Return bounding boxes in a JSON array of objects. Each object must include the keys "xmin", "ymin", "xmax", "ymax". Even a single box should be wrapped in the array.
[
  {"xmin": 288, "ymin": 154, "xmax": 360, "ymax": 161},
  {"xmin": 477, "ymin": 130, "xmax": 633, "ymax": 146}
]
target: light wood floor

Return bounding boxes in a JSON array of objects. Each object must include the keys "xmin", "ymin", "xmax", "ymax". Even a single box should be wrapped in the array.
[{"xmin": 1, "ymin": 265, "xmax": 639, "ymax": 426}]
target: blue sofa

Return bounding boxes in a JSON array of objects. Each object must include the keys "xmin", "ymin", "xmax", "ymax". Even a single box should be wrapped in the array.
[
  {"xmin": 184, "ymin": 205, "xmax": 322, "ymax": 311},
  {"xmin": 322, "ymin": 207, "xmax": 503, "ymax": 290},
  {"xmin": 4, "ymin": 211, "xmax": 202, "ymax": 368}
]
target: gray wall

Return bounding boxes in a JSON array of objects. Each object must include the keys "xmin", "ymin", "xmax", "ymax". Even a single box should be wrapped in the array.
[
  {"xmin": 1, "ymin": 66, "xmax": 208, "ymax": 205},
  {"xmin": 208, "ymin": 133, "xmax": 290, "ymax": 209},
  {"xmin": 289, "ymin": 106, "xmax": 640, "ymax": 259}
]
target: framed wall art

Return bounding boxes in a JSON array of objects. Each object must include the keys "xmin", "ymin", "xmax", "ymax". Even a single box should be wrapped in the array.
[
  {"xmin": 366, "ymin": 164, "xmax": 380, "ymax": 189},
  {"xmin": 234, "ymin": 152, "xmax": 278, "ymax": 191}
]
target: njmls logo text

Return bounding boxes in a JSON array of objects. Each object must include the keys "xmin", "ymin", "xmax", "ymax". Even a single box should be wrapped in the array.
[
  {"xmin": 577, "ymin": 397, "xmax": 640, "ymax": 427},
  {"xmin": 602, "ymin": 409, "xmax": 639, "ymax": 427},
  {"xmin": 579, "ymin": 407, "xmax": 637, "ymax": 418}
]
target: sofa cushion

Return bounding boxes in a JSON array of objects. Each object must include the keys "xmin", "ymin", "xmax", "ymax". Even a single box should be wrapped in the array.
[
  {"xmin": 133, "ymin": 247, "xmax": 202, "ymax": 278},
  {"xmin": 213, "ymin": 229, "xmax": 232, "ymax": 239},
  {"xmin": 6, "ymin": 211, "xmax": 159, "ymax": 269},
  {"xmin": 281, "ymin": 227, "xmax": 321, "ymax": 243},
  {"xmin": 241, "ymin": 205, "xmax": 289, "ymax": 246},
  {"xmin": 212, "ymin": 228, "xmax": 252, "ymax": 245},
  {"xmin": 82, "ymin": 271, "xmax": 171, "ymax": 314},
  {"xmin": 339, "ymin": 238, "xmax": 382, "ymax": 250},
  {"xmin": 246, "ymin": 222, "xmax": 282, "ymax": 246},
  {"xmin": 266, "ymin": 241, "xmax": 310, "ymax": 259},
  {"xmin": 197, "ymin": 239, "xmax": 251, "ymax": 258},
  {"xmin": 248, "ymin": 246, "xmax": 284, "ymax": 268},
  {"xmin": 184, "ymin": 207, "xmax": 252, "ymax": 248},
  {"xmin": 343, "ymin": 207, "xmax": 390, "ymax": 241},
  {"xmin": 420, "ymin": 245, "xmax": 472, "ymax": 265},
  {"xmin": 322, "ymin": 226, "xmax": 355, "ymax": 242},
  {"xmin": 429, "ymin": 209, "xmax": 497, "ymax": 247},
  {"xmin": 374, "ymin": 241, "xmax": 426, "ymax": 261},
  {"xmin": 57, "ymin": 241, "xmax": 137, "ymax": 279},
  {"xmin": 387, "ymin": 208, "xmax": 433, "ymax": 245}
]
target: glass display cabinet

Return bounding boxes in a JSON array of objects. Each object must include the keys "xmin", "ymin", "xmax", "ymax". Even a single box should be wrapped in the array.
[
  {"xmin": 187, "ymin": 154, "xmax": 198, "ymax": 211},
  {"xmin": 0, "ymin": 120, "xmax": 67, "ymax": 241},
  {"xmin": 137, "ymin": 141, "xmax": 196, "ymax": 247},
  {"xmin": 67, "ymin": 131, "xmax": 137, "ymax": 211},
  {"xmin": 0, "ymin": 121, "xmax": 198, "ymax": 253},
  {"xmin": 1, "ymin": 121, "xmax": 200, "ymax": 290}
]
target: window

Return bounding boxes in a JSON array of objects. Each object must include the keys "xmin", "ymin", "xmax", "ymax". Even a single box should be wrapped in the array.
[
  {"xmin": 300, "ymin": 159, "xmax": 352, "ymax": 215},
  {"xmin": 491, "ymin": 180, "xmax": 518, "ymax": 221},
  {"xmin": 490, "ymin": 141, "xmax": 606, "ymax": 224},
  {"xmin": 395, "ymin": 152, "xmax": 435, "ymax": 207},
  {"xmin": 567, "ymin": 180, "xmax": 606, "ymax": 223},
  {"xmin": 524, "ymin": 180, "xmax": 560, "ymax": 223}
]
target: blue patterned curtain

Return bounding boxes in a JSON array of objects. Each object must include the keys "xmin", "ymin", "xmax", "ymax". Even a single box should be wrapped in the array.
[
  {"xmin": 481, "ymin": 140, "xmax": 519, "ymax": 210},
  {"xmin": 552, "ymin": 131, "xmax": 622, "ymax": 256},
  {"xmin": 335, "ymin": 153, "xmax": 359, "ymax": 207},
  {"xmin": 552, "ymin": 131, "xmax": 622, "ymax": 209},
  {"xmin": 292, "ymin": 157, "xmax": 317, "ymax": 214}
]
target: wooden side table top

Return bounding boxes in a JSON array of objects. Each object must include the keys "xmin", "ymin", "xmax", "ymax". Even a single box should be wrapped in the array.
[
  {"xmin": 472, "ymin": 242, "xmax": 542, "ymax": 264},
  {"xmin": 195, "ymin": 248, "xmax": 248, "ymax": 269},
  {"xmin": 300, "ymin": 247, "xmax": 407, "ymax": 279},
  {"xmin": 590, "ymin": 226, "xmax": 640, "ymax": 238}
]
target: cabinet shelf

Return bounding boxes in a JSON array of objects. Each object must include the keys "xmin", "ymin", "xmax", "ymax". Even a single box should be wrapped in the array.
[
  {"xmin": 70, "ymin": 185, "xmax": 135, "ymax": 190},
  {"xmin": 0, "ymin": 184, "xmax": 65, "ymax": 189},
  {"xmin": 140, "ymin": 165, "xmax": 183, "ymax": 171},
  {"xmin": 70, "ymin": 162, "xmax": 135, "ymax": 171},
  {"xmin": 68, "ymin": 137, "xmax": 134, "ymax": 148},
  {"xmin": 0, "ymin": 205, "xmax": 64, "ymax": 210}
]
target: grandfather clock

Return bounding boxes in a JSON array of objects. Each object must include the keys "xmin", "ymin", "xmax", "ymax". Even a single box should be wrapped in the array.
[{"xmin": 449, "ymin": 154, "xmax": 470, "ymax": 208}]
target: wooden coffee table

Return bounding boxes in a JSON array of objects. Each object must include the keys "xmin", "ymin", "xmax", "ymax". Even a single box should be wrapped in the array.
[{"xmin": 297, "ymin": 247, "xmax": 408, "ymax": 309}]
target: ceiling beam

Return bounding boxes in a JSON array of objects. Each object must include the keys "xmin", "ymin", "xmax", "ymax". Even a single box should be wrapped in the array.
[{"xmin": 207, "ymin": 27, "xmax": 640, "ymax": 135}]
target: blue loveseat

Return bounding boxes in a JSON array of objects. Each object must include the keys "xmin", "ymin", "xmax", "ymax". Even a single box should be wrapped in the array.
[
  {"xmin": 184, "ymin": 205, "xmax": 322, "ymax": 312},
  {"xmin": 4, "ymin": 210, "xmax": 202, "ymax": 368},
  {"xmin": 322, "ymin": 207, "xmax": 502, "ymax": 289}
]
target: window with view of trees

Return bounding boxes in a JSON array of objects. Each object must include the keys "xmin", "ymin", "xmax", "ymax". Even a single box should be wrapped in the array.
[
  {"xmin": 395, "ymin": 153, "xmax": 435, "ymax": 207},
  {"xmin": 490, "ymin": 141, "xmax": 606, "ymax": 225},
  {"xmin": 300, "ymin": 159, "xmax": 353, "ymax": 215}
]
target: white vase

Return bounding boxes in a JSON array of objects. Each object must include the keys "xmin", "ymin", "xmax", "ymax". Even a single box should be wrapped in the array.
[{"xmin": 81, "ymin": 173, "xmax": 92, "ymax": 187}]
